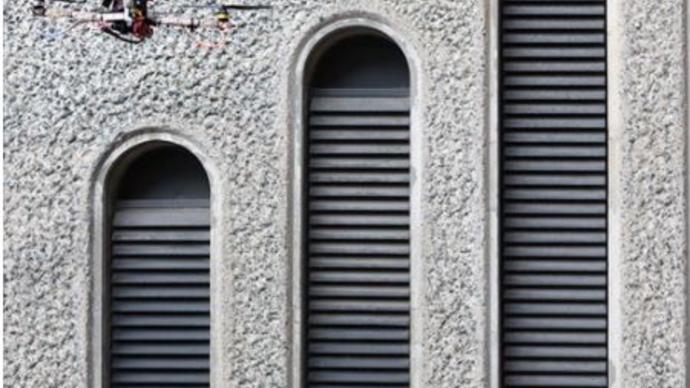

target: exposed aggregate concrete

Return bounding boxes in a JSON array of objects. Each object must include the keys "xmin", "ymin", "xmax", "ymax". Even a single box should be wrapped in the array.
[
  {"xmin": 617, "ymin": 0, "xmax": 688, "ymax": 386},
  {"xmin": 4, "ymin": 0, "xmax": 490, "ymax": 386},
  {"xmin": 4, "ymin": 0, "xmax": 688, "ymax": 386}
]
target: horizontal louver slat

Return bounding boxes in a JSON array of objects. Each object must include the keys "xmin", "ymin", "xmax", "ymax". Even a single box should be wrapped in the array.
[
  {"xmin": 309, "ymin": 356, "xmax": 409, "ymax": 368},
  {"xmin": 500, "ymin": 0, "xmax": 607, "ymax": 387},
  {"xmin": 504, "ymin": 376, "xmax": 608, "ymax": 387},
  {"xmin": 110, "ymin": 201, "xmax": 210, "ymax": 387},
  {"xmin": 311, "ymin": 96, "xmax": 409, "ymax": 112},
  {"xmin": 308, "ymin": 371, "xmax": 410, "ymax": 383},
  {"xmin": 307, "ymin": 89, "xmax": 411, "ymax": 387},
  {"xmin": 113, "ymin": 207, "xmax": 209, "ymax": 227}
]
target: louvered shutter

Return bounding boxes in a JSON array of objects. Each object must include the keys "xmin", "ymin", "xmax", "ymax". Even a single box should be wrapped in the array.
[
  {"xmin": 109, "ymin": 199, "xmax": 210, "ymax": 388},
  {"xmin": 306, "ymin": 88, "xmax": 411, "ymax": 387},
  {"xmin": 499, "ymin": 1, "xmax": 608, "ymax": 387}
]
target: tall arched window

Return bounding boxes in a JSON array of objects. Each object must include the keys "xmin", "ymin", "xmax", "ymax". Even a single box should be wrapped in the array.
[
  {"xmin": 106, "ymin": 144, "xmax": 211, "ymax": 387},
  {"xmin": 303, "ymin": 32, "xmax": 412, "ymax": 387}
]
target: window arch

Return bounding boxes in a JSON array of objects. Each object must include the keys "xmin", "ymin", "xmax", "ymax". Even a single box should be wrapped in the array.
[
  {"xmin": 104, "ymin": 143, "xmax": 212, "ymax": 387},
  {"xmin": 302, "ymin": 31, "xmax": 413, "ymax": 387}
]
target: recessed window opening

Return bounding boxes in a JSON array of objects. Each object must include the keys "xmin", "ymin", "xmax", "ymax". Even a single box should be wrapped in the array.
[
  {"xmin": 107, "ymin": 144, "xmax": 211, "ymax": 388},
  {"xmin": 303, "ymin": 32, "xmax": 412, "ymax": 388},
  {"xmin": 498, "ymin": 2, "xmax": 609, "ymax": 387}
]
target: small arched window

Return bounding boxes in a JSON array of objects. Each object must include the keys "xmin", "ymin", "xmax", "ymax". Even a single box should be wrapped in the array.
[
  {"xmin": 303, "ymin": 32, "xmax": 412, "ymax": 387},
  {"xmin": 106, "ymin": 144, "xmax": 211, "ymax": 387}
]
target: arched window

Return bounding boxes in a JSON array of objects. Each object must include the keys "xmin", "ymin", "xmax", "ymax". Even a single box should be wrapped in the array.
[
  {"xmin": 106, "ymin": 144, "xmax": 211, "ymax": 387},
  {"xmin": 303, "ymin": 32, "xmax": 412, "ymax": 387}
]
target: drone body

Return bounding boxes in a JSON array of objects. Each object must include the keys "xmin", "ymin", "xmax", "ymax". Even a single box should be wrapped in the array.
[{"xmin": 32, "ymin": 0, "xmax": 270, "ymax": 45}]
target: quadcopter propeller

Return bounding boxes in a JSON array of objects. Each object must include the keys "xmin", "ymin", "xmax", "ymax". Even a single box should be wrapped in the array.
[
  {"xmin": 181, "ymin": 3, "xmax": 272, "ymax": 10},
  {"xmin": 32, "ymin": 0, "xmax": 87, "ymax": 16},
  {"xmin": 223, "ymin": 4, "xmax": 271, "ymax": 9},
  {"xmin": 179, "ymin": 3, "xmax": 271, "ymax": 25}
]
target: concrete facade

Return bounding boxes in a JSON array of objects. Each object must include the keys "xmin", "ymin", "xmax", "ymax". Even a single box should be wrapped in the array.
[
  {"xmin": 610, "ymin": 0, "xmax": 689, "ymax": 386},
  {"xmin": 3, "ymin": 0, "xmax": 688, "ymax": 387}
]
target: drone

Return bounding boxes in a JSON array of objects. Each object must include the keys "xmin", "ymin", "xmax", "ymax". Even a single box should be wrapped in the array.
[{"xmin": 32, "ymin": 0, "xmax": 271, "ymax": 45}]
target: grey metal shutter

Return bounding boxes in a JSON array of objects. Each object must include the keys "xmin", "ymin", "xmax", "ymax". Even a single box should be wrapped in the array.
[
  {"xmin": 306, "ymin": 87, "xmax": 411, "ymax": 387},
  {"xmin": 499, "ymin": 1, "xmax": 607, "ymax": 387},
  {"xmin": 109, "ymin": 199, "xmax": 210, "ymax": 388}
]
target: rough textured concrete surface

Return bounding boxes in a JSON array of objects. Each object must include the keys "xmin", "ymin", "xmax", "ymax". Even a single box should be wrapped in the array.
[
  {"xmin": 4, "ymin": 0, "xmax": 489, "ymax": 387},
  {"xmin": 616, "ymin": 0, "xmax": 689, "ymax": 387},
  {"xmin": 3, "ymin": 0, "xmax": 689, "ymax": 387}
]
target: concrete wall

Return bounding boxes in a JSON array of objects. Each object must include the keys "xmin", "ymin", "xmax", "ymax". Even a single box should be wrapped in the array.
[
  {"xmin": 609, "ymin": 0, "xmax": 689, "ymax": 386},
  {"xmin": 3, "ymin": 0, "xmax": 688, "ymax": 387}
]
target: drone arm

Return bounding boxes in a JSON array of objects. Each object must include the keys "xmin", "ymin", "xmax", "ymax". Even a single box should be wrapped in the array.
[
  {"xmin": 40, "ymin": 9, "xmax": 221, "ymax": 29},
  {"xmin": 43, "ymin": 8, "xmax": 125, "ymax": 23},
  {"xmin": 153, "ymin": 15, "xmax": 221, "ymax": 30}
]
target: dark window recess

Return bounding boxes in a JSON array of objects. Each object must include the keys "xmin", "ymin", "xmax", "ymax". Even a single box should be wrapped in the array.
[
  {"xmin": 499, "ymin": 1, "xmax": 608, "ymax": 387},
  {"xmin": 304, "ymin": 34, "xmax": 412, "ymax": 387},
  {"xmin": 108, "ymin": 146, "xmax": 211, "ymax": 388}
]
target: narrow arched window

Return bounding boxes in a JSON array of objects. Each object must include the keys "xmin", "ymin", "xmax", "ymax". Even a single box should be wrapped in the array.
[
  {"xmin": 107, "ymin": 144, "xmax": 211, "ymax": 387},
  {"xmin": 304, "ymin": 33, "xmax": 412, "ymax": 387}
]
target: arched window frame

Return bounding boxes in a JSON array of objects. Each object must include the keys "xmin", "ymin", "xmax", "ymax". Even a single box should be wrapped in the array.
[
  {"xmin": 289, "ymin": 18, "xmax": 424, "ymax": 388},
  {"xmin": 90, "ymin": 131, "xmax": 224, "ymax": 388}
]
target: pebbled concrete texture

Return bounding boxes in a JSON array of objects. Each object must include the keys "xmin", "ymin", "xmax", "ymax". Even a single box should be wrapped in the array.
[
  {"xmin": 4, "ymin": 0, "xmax": 490, "ymax": 387},
  {"xmin": 4, "ymin": 0, "xmax": 689, "ymax": 387},
  {"xmin": 616, "ymin": 0, "xmax": 689, "ymax": 386}
]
